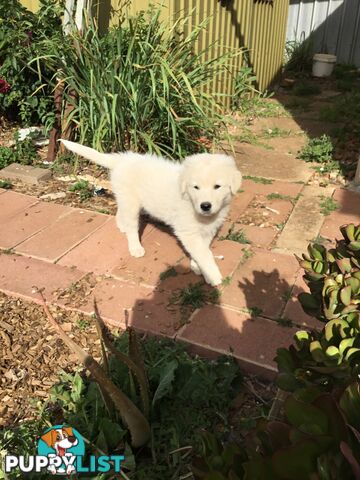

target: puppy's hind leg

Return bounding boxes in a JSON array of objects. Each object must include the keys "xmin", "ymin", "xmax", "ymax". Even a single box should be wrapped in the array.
[
  {"xmin": 117, "ymin": 201, "xmax": 145, "ymax": 258},
  {"xmin": 116, "ymin": 209, "xmax": 126, "ymax": 233}
]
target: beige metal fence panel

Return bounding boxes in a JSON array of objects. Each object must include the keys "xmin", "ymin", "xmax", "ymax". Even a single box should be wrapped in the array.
[
  {"xmin": 19, "ymin": 0, "xmax": 289, "ymax": 99},
  {"xmin": 20, "ymin": 0, "xmax": 40, "ymax": 11}
]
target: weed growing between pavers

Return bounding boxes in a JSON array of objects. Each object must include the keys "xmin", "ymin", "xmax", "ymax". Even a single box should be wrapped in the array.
[
  {"xmin": 219, "ymin": 224, "xmax": 251, "ymax": 244},
  {"xmin": 318, "ymin": 196, "xmax": 339, "ymax": 216},
  {"xmin": 261, "ymin": 127, "xmax": 292, "ymax": 138},
  {"xmin": 0, "ymin": 179, "xmax": 12, "ymax": 189},
  {"xmin": 240, "ymin": 247, "xmax": 254, "ymax": 264},
  {"xmin": 221, "ymin": 276, "xmax": 232, "ymax": 286},
  {"xmin": 243, "ymin": 175, "xmax": 273, "ymax": 185},
  {"xmin": 266, "ymin": 192, "xmax": 301, "ymax": 205},
  {"xmin": 230, "ymin": 128, "xmax": 273, "ymax": 150},
  {"xmin": 239, "ymin": 306, "xmax": 263, "ymax": 317},
  {"xmin": 159, "ymin": 266, "xmax": 178, "ymax": 282},
  {"xmin": 275, "ymin": 316, "xmax": 293, "ymax": 328}
]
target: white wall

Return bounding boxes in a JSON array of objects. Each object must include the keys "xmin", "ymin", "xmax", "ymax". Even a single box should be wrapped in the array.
[{"xmin": 287, "ymin": 0, "xmax": 360, "ymax": 66}]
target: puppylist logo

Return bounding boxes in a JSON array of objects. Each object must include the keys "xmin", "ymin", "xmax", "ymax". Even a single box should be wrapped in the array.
[{"xmin": 4, "ymin": 425, "xmax": 125, "ymax": 475}]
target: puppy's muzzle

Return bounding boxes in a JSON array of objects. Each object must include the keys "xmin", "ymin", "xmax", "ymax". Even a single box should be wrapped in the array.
[{"xmin": 200, "ymin": 202, "xmax": 212, "ymax": 212}]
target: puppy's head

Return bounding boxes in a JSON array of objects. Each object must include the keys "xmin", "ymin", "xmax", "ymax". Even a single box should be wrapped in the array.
[{"xmin": 179, "ymin": 153, "xmax": 242, "ymax": 216}]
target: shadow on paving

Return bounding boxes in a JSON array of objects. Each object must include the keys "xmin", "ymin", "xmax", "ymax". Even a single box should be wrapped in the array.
[
  {"xmin": 110, "ymin": 262, "xmax": 304, "ymax": 377},
  {"xmin": 274, "ymin": 80, "xmax": 360, "ymax": 182}
]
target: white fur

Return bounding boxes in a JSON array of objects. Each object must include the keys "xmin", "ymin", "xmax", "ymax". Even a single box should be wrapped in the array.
[{"xmin": 60, "ymin": 140, "xmax": 242, "ymax": 286}]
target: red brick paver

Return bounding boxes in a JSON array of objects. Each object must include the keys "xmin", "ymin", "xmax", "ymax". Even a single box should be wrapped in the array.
[
  {"xmin": 282, "ymin": 272, "xmax": 323, "ymax": 330},
  {"xmin": 15, "ymin": 209, "xmax": 108, "ymax": 262},
  {"xmin": 87, "ymin": 278, "xmax": 182, "ymax": 337},
  {"xmin": 0, "ymin": 252, "xmax": 85, "ymax": 303},
  {"xmin": 221, "ymin": 250, "xmax": 299, "ymax": 318},
  {"xmin": 0, "ymin": 201, "xmax": 71, "ymax": 250},
  {"xmin": 178, "ymin": 305, "xmax": 298, "ymax": 378},
  {"xmin": 0, "ymin": 191, "xmax": 38, "ymax": 224},
  {"xmin": 112, "ymin": 226, "xmax": 185, "ymax": 287},
  {"xmin": 320, "ymin": 189, "xmax": 360, "ymax": 240},
  {"xmin": 0, "ymin": 184, "xmax": 358, "ymax": 379}
]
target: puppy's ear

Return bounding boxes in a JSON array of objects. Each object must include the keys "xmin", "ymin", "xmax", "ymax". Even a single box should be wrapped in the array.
[
  {"xmin": 41, "ymin": 429, "xmax": 56, "ymax": 448},
  {"xmin": 230, "ymin": 170, "xmax": 242, "ymax": 194}
]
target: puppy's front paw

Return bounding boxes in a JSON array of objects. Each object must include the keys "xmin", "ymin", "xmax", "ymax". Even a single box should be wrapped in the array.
[
  {"xmin": 190, "ymin": 259, "xmax": 201, "ymax": 275},
  {"xmin": 129, "ymin": 245, "xmax": 145, "ymax": 257},
  {"xmin": 206, "ymin": 273, "xmax": 223, "ymax": 287}
]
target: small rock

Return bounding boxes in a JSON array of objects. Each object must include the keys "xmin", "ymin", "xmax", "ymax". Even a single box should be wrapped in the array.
[{"xmin": 40, "ymin": 192, "xmax": 66, "ymax": 200}]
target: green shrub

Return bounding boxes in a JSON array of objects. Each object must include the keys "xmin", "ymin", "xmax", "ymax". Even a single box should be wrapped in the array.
[
  {"xmin": 298, "ymin": 134, "xmax": 333, "ymax": 163},
  {"xmin": 284, "ymin": 35, "xmax": 313, "ymax": 73},
  {"xmin": 68, "ymin": 179, "xmax": 93, "ymax": 201},
  {"xmin": 37, "ymin": 9, "xmax": 235, "ymax": 159},
  {"xmin": 0, "ymin": 134, "xmax": 38, "ymax": 169},
  {"xmin": 231, "ymin": 65, "xmax": 258, "ymax": 111},
  {"xmin": 0, "ymin": 0, "xmax": 62, "ymax": 129}
]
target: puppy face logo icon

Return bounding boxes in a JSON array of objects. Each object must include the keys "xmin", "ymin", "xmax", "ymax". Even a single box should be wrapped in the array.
[{"xmin": 38, "ymin": 425, "xmax": 85, "ymax": 475}]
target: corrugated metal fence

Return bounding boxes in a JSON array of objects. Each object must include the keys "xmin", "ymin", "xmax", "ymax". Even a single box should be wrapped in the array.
[
  {"xmin": 287, "ymin": 0, "xmax": 360, "ymax": 66},
  {"xmin": 21, "ymin": 0, "xmax": 289, "ymax": 97}
]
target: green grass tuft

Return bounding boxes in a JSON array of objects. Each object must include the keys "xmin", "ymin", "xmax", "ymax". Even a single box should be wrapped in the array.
[
  {"xmin": 243, "ymin": 175, "xmax": 273, "ymax": 185},
  {"xmin": 219, "ymin": 224, "xmax": 251, "ymax": 244},
  {"xmin": 159, "ymin": 266, "xmax": 178, "ymax": 282},
  {"xmin": 319, "ymin": 196, "xmax": 339, "ymax": 216}
]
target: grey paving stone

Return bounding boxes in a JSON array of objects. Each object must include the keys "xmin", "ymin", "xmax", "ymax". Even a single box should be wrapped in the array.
[{"xmin": 0, "ymin": 163, "xmax": 52, "ymax": 185}]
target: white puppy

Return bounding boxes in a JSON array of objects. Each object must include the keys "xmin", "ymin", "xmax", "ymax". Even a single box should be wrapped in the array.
[{"xmin": 60, "ymin": 140, "xmax": 242, "ymax": 286}]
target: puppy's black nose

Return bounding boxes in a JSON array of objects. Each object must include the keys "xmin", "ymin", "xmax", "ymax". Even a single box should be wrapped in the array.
[
  {"xmin": 200, "ymin": 202, "xmax": 212, "ymax": 212},
  {"xmin": 68, "ymin": 436, "xmax": 76, "ymax": 443}
]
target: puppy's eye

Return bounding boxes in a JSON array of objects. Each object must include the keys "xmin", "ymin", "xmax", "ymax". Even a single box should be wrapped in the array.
[
  {"xmin": 194, "ymin": 185, "xmax": 199, "ymax": 190},
  {"xmin": 214, "ymin": 184, "xmax": 221, "ymax": 189}
]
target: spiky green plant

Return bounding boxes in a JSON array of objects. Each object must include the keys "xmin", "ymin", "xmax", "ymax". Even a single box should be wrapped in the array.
[{"xmin": 35, "ymin": 9, "xmax": 238, "ymax": 159}]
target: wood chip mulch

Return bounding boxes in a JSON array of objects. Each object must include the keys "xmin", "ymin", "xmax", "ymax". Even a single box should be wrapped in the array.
[{"xmin": 0, "ymin": 293, "xmax": 105, "ymax": 427}]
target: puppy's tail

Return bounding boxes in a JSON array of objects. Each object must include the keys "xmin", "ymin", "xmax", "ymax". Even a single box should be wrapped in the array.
[{"xmin": 60, "ymin": 139, "xmax": 117, "ymax": 169}]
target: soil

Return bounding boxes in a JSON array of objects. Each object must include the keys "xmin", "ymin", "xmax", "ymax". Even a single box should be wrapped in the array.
[{"xmin": 0, "ymin": 292, "xmax": 105, "ymax": 427}]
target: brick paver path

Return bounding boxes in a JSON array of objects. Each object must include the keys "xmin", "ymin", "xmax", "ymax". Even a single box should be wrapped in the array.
[{"xmin": 1, "ymin": 178, "xmax": 358, "ymax": 378}]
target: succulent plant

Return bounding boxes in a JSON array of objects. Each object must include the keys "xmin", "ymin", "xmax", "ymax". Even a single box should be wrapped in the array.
[
  {"xmin": 297, "ymin": 224, "xmax": 360, "ymax": 322},
  {"xmin": 192, "ymin": 385, "xmax": 360, "ymax": 480},
  {"xmin": 192, "ymin": 225, "xmax": 360, "ymax": 480},
  {"xmin": 192, "ymin": 431, "xmax": 246, "ymax": 480},
  {"xmin": 242, "ymin": 385, "xmax": 360, "ymax": 480}
]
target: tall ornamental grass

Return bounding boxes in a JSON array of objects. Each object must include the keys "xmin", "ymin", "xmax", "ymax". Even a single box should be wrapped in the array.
[{"xmin": 37, "ymin": 9, "xmax": 238, "ymax": 159}]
